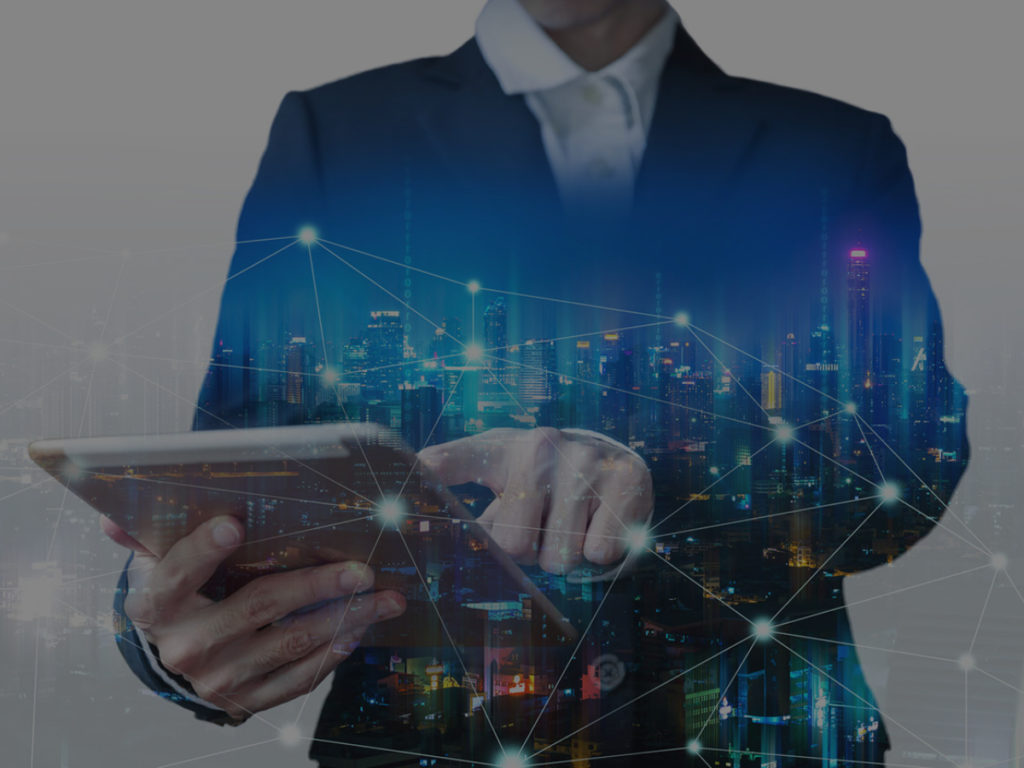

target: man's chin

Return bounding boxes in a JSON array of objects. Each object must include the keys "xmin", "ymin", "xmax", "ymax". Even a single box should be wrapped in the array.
[{"xmin": 518, "ymin": 0, "xmax": 626, "ymax": 31}]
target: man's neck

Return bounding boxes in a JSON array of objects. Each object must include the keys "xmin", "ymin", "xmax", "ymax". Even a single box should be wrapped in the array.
[{"xmin": 544, "ymin": 0, "xmax": 669, "ymax": 72}]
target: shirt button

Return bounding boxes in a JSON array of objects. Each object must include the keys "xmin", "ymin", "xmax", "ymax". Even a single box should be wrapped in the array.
[{"xmin": 582, "ymin": 83, "xmax": 603, "ymax": 105}]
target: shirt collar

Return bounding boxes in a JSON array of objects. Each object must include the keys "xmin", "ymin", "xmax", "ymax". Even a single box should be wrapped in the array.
[{"xmin": 475, "ymin": 0, "xmax": 679, "ymax": 96}]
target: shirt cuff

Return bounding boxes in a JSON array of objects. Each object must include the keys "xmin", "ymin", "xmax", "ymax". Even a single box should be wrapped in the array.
[
  {"xmin": 137, "ymin": 629, "xmax": 229, "ymax": 715},
  {"xmin": 115, "ymin": 551, "xmax": 235, "ymax": 723}
]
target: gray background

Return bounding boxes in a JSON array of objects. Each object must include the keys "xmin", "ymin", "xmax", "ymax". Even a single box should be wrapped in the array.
[{"xmin": 1, "ymin": 1, "xmax": 1021, "ymax": 766}]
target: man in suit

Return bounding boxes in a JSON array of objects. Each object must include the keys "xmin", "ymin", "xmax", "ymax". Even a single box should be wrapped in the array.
[{"xmin": 105, "ymin": 1, "xmax": 969, "ymax": 765}]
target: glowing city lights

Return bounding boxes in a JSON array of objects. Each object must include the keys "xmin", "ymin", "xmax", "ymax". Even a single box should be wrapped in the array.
[{"xmin": 5, "ymin": 209, "xmax": 977, "ymax": 768}]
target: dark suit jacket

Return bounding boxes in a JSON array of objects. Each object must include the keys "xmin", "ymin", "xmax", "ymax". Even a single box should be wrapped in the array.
[{"xmin": 115, "ymin": 23, "xmax": 969, "ymax": 767}]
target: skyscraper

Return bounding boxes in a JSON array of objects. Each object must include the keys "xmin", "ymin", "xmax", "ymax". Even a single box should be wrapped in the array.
[
  {"xmin": 365, "ymin": 310, "xmax": 404, "ymax": 401},
  {"xmin": 284, "ymin": 335, "xmax": 316, "ymax": 422},
  {"xmin": 401, "ymin": 384, "xmax": 443, "ymax": 450},
  {"xmin": 481, "ymin": 298, "xmax": 510, "ymax": 404},
  {"xmin": 518, "ymin": 339, "xmax": 557, "ymax": 407},
  {"xmin": 847, "ymin": 248, "xmax": 871, "ymax": 393}
]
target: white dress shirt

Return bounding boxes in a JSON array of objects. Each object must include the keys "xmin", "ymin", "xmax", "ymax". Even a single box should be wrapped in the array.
[{"xmin": 475, "ymin": 0, "xmax": 678, "ymax": 218}]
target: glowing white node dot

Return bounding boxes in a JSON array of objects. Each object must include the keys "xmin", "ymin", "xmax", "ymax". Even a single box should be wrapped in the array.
[
  {"xmin": 774, "ymin": 423, "xmax": 794, "ymax": 443},
  {"xmin": 957, "ymin": 652, "xmax": 975, "ymax": 672},
  {"xmin": 467, "ymin": 279, "xmax": 481, "ymax": 294},
  {"xmin": 709, "ymin": 466, "xmax": 720, "ymax": 476},
  {"xmin": 278, "ymin": 723, "xmax": 302, "ymax": 747},
  {"xmin": 626, "ymin": 525, "xmax": 651, "ymax": 553},
  {"xmin": 991, "ymin": 552, "xmax": 1008, "ymax": 571},
  {"xmin": 464, "ymin": 342, "xmax": 484, "ymax": 363},
  {"xmin": 880, "ymin": 482, "xmax": 900, "ymax": 502},
  {"xmin": 61, "ymin": 460, "xmax": 84, "ymax": 482},
  {"xmin": 376, "ymin": 497, "xmax": 406, "ymax": 526},
  {"xmin": 753, "ymin": 618, "xmax": 774, "ymax": 641},
  {"xmin": 844, "ymin": 402, "xmax": 858, "ymax": 414},
  {"xmin": 87, "ymin": 342, "xmax": 109, "ymax": 361},
  {"xmin": 298, "ymin": 226, "xmax": 318, "ymax": 245},
  {"xmin": 15, "ymin": 562, "xmax": 62, "ymax": 622},
  {"xmin": 497, "ymin": 751, "xmax": 527, "ymax": 768},
  {"xmin": 674, "ymin": 311, "xmax": 690, "ymax": 327},
  {"xmin": 686, "ymin": 739, "xmax": 702, "ymax": 755},
  {"xmin": 320, "ymin": 367, "xmax": 339, "ymax": 386}
]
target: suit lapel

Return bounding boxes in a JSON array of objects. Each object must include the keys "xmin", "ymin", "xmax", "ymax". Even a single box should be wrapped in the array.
[
  {"xmin": 413, "ymin": 40, "xmax": 561, "ymax": 218},
  {"xmin": 635, "ymin": 25, "xmax": 768, "ymax": 224},
  {"xmin": 411, "ymin": 28, "xmax": 768, "ymax": 233}
]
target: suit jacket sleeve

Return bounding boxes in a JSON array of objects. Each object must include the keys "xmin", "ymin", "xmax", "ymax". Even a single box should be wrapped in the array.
[
  {"xmin": 193, "ymin": 89, "xmax": 327, "ymax": 430},
  {"xmin": 829, "ymin": 113, "xmax": 970, "ymax": 573}
]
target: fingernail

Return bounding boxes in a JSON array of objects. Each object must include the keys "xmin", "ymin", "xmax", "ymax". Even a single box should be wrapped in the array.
[
  {"xmin": 332, "ymin": 638, "xmax": 360, "ymax": 656},
  {"xmin": 375, "ymin": 597, "xmax": 403, "ymax": 619},
  {"xmin": 212, "ymin": 521, "xmax": 241, "ymax": 548},
  {"xmin": 339, "ymin": 564, "xmax": 371, "ymax": 592}
]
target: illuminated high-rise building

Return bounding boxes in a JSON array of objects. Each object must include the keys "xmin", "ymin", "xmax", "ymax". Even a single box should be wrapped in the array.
[
  {"xmin": 565, "ymin": 339, "xmax": 597, "ymax": 429},
  {"xmin": 518, "ymin": 339, "xmax": 556, "ymax": 406},
  {"xmin": 481, "ymin": 298, "xmax": 510, "ymax": 404},
  {"xmin": 429, "ymin": 316, "xmax": 464, "ymax": 402},
  {"xmin": 780, "ymin": 332, "xmax": 800, "ymax": 418},
  {"xmin": 284, "ymin": 336, "xmax": 315, "ymax": 408},
  {"xmin": 761, "ymin": 367, "xmax": 783, "ymax": 414},
  {"xmin": 401, "ymin": 384, "xmax": 443, "ymax": 450},
  {"xmin": 870, "ymin": 331, "xmax": 901, "ymax": 434},
  {"xmin": 366, "ymin": 310, "xmax": 403, "ymax": 401},
  {"xmin": 847, "ymin": 248, "xmax": 871, "ymax": 393},
  {"xmin": 599, "ymin": 333, "xmax": 634, "ymax": 442},
  {"xmin": 341, "ymin": 337, "xmax": 368, "ymax": 387}
]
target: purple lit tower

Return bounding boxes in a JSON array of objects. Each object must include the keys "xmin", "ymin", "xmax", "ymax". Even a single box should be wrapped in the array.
[{"xmin": 847, "ymin": 248, "xmax": 871, "ymax": 394}]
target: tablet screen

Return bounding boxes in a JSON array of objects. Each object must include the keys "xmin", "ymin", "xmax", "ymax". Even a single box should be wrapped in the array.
[{"xmin": 29, "ymin": 423, "xmax": 579, "ymax": 650}]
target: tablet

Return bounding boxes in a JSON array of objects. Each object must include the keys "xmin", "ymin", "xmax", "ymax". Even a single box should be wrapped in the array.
[{"xmin": 29, "ymin": 423, "xmax": 578, "ymax": 648}]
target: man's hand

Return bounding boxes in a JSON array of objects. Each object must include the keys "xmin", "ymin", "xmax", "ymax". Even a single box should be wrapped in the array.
[
  {"xmin": 100, "ymin": 515, "xmax": 405, "ymax": 723},
  {"xmin": 419, "ymin": 427, "xmax": 653, "ymax": 574}
]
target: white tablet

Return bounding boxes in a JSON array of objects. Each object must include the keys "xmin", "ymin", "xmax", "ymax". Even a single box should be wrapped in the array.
[{"xmin": 29, "ymin": 422, "xmax": 578, "ymax": 647}]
